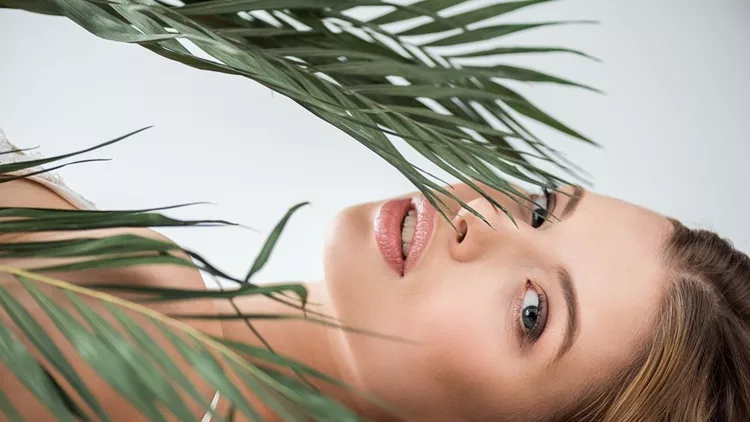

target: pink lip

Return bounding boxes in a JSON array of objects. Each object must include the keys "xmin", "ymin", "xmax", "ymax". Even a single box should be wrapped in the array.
[{"xmin": 374, "ymin": 195, "xmax": 436, "ymax": 277}]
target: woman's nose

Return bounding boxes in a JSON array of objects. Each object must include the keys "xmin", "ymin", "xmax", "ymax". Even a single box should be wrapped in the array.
[{"xmin": 449, "ymin": 196, "xmax": 519, "ymax": 263}]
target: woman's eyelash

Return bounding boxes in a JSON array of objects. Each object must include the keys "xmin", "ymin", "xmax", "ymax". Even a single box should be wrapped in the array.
[
  {"xmin": 530, "ymin": 188, "xmax": 557, "ymax": 228},
  {"xmin": 514, "ymin": 280, "xmax": 547, "ymax": 345}
]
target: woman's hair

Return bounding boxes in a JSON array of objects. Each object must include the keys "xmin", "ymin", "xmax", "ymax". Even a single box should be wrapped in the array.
[{"xmin": 554, "ymin": 219, "xmax": 750, "ymax": 422}]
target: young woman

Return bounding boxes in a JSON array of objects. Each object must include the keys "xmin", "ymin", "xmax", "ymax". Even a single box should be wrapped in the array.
[{"xmin": 1, "ymin": 132, "xmax": 749, "ymax": 421}]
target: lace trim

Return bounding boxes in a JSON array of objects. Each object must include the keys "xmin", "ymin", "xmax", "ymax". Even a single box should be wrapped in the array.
[{"xmin": 0, "ymin": 129, "xmax": 96, "ymax": 208}]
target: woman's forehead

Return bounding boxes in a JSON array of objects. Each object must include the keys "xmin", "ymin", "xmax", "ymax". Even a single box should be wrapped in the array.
[{"xmin": 555, "ymin": 190, "xmax": 671, "ymax": 373}]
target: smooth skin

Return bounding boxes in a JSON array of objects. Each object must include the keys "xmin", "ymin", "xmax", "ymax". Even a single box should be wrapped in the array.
[{"xmin": 0, "ymin": 178, "xmax": 672, "ymax": 421}]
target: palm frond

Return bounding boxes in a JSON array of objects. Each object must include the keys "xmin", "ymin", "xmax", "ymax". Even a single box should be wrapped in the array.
[
  {"xmin": 0, "ymin": 183, "xmax": 387, "ymax": 420},
  {"xmin": 1, "ymin": 0, "xmax": 597, "ymax": 228},
  {"xmin": 0, "ymin": 267, "xmax": 379, "ymax": 421}
]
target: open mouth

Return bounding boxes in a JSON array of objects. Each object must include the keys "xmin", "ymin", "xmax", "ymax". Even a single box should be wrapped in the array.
[
  {"xmin": 374, "ymin": 195, "xmax": 436, "ymax": 277},
  {"xmin": 400, "ymin": 207, "xmax": 417, "ymax": 259}
]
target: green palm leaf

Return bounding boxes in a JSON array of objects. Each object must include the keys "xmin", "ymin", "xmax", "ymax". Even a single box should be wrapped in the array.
[
  {"xmin": 1, "ymin": 0, "xmax": 596, "ymax": 227},
  {"xmin": 0, "ymin": 266, "xmax": 377, "ymax": 421},
  {"xmin": 0, "ymin": 322, "xmax": 78, "ymax": 422}
]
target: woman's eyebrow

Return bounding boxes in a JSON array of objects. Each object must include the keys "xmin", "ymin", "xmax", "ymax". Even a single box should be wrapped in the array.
[
  {"xmin": 551, "ymin": 265, "xmax": 579, "ymax": 366},
  {"xmin": 560, "ymin": 185, "xmax": 584, "ymax": 220},
  {"xmin": 547, "ymin": 187, "xmax": 584, "ymax": 367}
]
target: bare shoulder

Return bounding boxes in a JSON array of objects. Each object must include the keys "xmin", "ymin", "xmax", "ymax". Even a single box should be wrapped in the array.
[
  {"xmin": 0, "ymin": 177, "xmax": 77, "ymax": 209},
  {"xmin": 0, "ymin": 177, "xmax": 218, "ymax": 311},
  {"xmin": 0, "ymin": 177, "xmax": 231, "ymax": 420}
]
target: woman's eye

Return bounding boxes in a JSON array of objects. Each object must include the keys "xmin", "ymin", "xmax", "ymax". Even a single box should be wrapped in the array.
[
  {"xmin": 530, "ymin": 188, "xmax": 555, "ymax": 229},
  {"xmin": 518, "ymin": 281, "xmax": 546, "ymax": 343},
  {"xmin": 522, "ymin": 289, "xmax": 541, "ymax": 332}
]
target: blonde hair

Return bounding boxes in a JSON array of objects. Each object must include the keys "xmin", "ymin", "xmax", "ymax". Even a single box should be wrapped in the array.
[{"xmin": 553, "ymin": 220, "xmax": 750, "ymax": 421}]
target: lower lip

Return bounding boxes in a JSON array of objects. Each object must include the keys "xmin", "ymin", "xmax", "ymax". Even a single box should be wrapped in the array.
[{"xmin": 374, "ymin": 195, "xmax": 436, "ymax": 277}]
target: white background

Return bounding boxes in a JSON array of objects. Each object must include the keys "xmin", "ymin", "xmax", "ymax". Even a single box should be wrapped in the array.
[{"xmin": 1, "ymin": 0, "xmax": 748, "ymax": 285}]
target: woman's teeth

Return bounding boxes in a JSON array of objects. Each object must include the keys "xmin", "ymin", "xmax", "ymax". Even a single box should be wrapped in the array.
[{"xmin": 401, "ymin": 209, "xmax": 417, "ymax": 258}]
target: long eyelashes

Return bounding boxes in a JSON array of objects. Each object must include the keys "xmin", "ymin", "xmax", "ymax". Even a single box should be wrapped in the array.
[
  {"xmin": 514, "ymin": 280, "xmax": 547, "ymax": 345},
  {"xmin": 530, "ymin": 188, "xmax": 557, "ymax": 228}
]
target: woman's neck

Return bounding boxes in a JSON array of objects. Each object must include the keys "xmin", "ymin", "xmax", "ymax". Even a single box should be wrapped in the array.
[{"xmin": 214, "ymin": 281, "xmax": 382, "ymax": 419}]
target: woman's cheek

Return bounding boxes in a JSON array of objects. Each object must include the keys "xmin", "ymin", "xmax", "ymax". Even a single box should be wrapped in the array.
[
  {"xmin": 378, "ymin": 287, "xmax": 501, "ymax": 416},
  {"xmin": 404, "ymin": 283, "xmax": 496, "ymax": 372}
]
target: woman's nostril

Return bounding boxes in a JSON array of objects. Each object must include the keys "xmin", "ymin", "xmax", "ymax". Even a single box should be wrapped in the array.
[{"xmin": 457, "ymin": 218, "xmax": 468, "ymax": 243}]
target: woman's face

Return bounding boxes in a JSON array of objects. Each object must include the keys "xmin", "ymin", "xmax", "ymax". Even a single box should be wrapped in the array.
[{"xmin": 323, "ymin": 183, "xmax": 672, "ymax": 421}]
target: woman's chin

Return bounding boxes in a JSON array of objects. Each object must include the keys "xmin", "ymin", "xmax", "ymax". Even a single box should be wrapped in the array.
[
  {"xmin": 323, "ymin": 204, "xmax": 371, "ymax": 305},
  {"xmin": 322, "ymin": 200, "xmax": 402, "ymax": 324}
]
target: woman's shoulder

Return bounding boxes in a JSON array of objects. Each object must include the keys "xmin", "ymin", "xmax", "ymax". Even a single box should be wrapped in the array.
[
  {"xmin": 0, "ymin": 178, "xmax": 211, "ymax": 296},
  {"xmin": 0, "ymin": 132, "xmax": 213, "ymax": 303},
  {"xmin": 0, "ymin": 168, "xmax": 226, "ymax": 422},
  {"xmin": 1, "ymin": 129, "xmax": 97, "ymax": 210}
]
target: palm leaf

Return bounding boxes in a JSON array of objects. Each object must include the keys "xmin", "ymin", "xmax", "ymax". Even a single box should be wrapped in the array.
[
  {"xmin": 244, "ymin": 201, "xmax": 309, "ymax": 283},
  {"xmin": 0, "ymin": 322, "xmax": 78, "ymax": 422},
  {"xmin": 1, "ymin": 0, "xmax": 597, "ymax": 227},
  {"xmin": 0, "ymin": 127, "xmax": 150, "ymax": 175},
  {"xmin": 0, "ymin": 266, "xmax": 379, "ymax": 421},
  {"xmin": 0, "ymin": 285, "xmax": 111, "ymax": 421}
]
